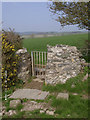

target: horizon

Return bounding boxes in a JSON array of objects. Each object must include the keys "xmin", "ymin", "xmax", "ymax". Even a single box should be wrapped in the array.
[{"xmin": 17, "ymin": 30, "xmax": 88, "ymax": 33}]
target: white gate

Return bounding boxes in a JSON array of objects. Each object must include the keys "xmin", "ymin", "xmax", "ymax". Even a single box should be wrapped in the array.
[{"xmin": 31, "ymin": 51, "xmax": 47, "ymax": 78}]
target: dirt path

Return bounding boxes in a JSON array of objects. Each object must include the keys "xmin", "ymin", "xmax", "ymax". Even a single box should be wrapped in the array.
[{"xmin": 23, "ymin": 78, "xmax": 44, "ymax": 90}]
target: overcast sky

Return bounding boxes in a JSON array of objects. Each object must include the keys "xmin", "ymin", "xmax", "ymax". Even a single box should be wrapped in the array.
[{"xmin": 2, "ymin": 2, "xmax": 87, "ymax": 32}]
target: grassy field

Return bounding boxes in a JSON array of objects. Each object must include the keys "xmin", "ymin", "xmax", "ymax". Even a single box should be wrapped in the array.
[{"xmin": 23, "ymin": 33, "xmax": 88, "ymax": 52}]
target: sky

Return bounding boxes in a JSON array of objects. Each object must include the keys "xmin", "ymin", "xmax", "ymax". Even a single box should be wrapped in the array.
[{"xmin": 2, "ymin": 2, "xmax": 87, "ymax": 33}]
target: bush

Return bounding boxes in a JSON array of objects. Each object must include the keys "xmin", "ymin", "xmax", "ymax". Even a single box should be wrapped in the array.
[
  {"xmin": 1, "ymin": 30, "xmax": 22, "ymax": 90},
  {"xmin": 2, "ymin": 29, "xmax": 22, "ymax": 50}
]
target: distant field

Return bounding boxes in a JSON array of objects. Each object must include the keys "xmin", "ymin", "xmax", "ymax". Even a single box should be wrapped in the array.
[{"xmin": 23, "ymin": 33, "xmax": 88, "ymax": 53}]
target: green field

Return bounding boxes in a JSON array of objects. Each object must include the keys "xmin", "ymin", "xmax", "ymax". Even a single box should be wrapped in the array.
[{"xmin": 23, "ymin": 33, "xmax": 88, "ymax": 53}]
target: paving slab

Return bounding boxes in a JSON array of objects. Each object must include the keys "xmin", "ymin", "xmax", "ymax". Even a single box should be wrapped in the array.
[
  {"xmin": 9, "ymin": 89, "xmax": 49, "ymax": 100},
  {"xmin": 56, "ymin": 93, "xmax": 69, "ymax": 100}
]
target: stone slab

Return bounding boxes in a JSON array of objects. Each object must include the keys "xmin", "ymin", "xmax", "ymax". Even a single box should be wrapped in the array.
[
  {"xmin": 9, "ymin": 89, "xmax": 49, "ymax": 100},
  {"xmin": 57, "ymin": 93, "xmax": 69, "ymax": 100},
  {"xmin": 21, "ymin": 101, "xmax": 43, "ymax": 111},
  {"xmin": 21, "ymin": 101, "xmax": 55, "ymax": 112}
]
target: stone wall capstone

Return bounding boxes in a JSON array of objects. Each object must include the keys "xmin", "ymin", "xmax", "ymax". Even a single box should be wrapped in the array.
[
  {"xmin": 16, "ymin": 48, "xmax": 32, "ymax": 83},
  {"xmin": 45, "ymin": 44, "xmax": 85, "ymax": 85}
]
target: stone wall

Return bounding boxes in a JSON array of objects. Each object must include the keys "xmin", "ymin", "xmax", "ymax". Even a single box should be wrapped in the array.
[
  {"xmin": 16, "ymin": 48, "xmax": 32, "ymax": 83},
  {"xmin": 45, "ymin": 45, "xmax": 85, "ymax": 85}
]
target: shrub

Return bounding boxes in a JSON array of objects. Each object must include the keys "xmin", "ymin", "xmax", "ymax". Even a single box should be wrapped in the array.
[
  {"xmin": 2, "ymin": 29, "xmax": 22, "ymax": 50},
  {"xmin": 1, "ymin": 30, "xmax": 22, "ymax": 90}
]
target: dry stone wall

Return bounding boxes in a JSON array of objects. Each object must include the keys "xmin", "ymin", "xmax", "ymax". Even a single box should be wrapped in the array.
[
  {"xmin": 16, "ymin": 48, "xmax": 32, "ymax": 83},
  {"xmin": 45, "ymin": 45, "xmax": 85, "ymax": 85}
]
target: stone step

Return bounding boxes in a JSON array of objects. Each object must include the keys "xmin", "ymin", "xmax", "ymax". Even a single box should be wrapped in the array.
[{"xmin": 9, "ymin": 89, "xmax": 49, "ymax": 100}]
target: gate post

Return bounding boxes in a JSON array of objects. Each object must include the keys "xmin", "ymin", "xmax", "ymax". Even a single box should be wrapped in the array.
[{"xmin": 31, "ymin": 51, "xmax": 34, "ymax": 76}]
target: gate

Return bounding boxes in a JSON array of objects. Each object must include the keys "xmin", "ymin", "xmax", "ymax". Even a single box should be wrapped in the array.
[{"xmin": 31, "ymin": 51, "xmax": 47, "ymax": 78}]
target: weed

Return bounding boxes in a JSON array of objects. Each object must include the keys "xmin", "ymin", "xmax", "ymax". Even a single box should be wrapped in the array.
[{"xmin": 16, "ymin": 104, "xmax": 23, "ymax": 111}]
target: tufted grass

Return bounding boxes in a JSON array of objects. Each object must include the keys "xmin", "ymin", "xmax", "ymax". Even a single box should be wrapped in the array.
[{"xmin": 50, "ymin": 95, "xmax": 88, "ymax": 118}]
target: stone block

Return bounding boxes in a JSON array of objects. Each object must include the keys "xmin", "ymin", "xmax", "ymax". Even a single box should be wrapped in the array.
[
  {"xmin": 40, "ymin": 110, "xmax": 45, "ymax": 114},
  {"xmin": 56, "ymin": 93, "xmax": 69, "ymax": 100},
  {"xmin": 10, "ymin": 100, "xmax": 21, "ymax": 108},
  {"xmin": 46, "ymin": 110, "xmax": 55, "ymax": 115}
]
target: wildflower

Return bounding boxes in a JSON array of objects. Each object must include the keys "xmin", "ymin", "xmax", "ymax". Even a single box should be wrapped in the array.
[
  {"xmin": 72, "ymin": 58, "xmax": 74, "ymax": 62},
  {"xmin": 12, "ymin": 45, "xmax": 14, "ymax": 48},
  {"xmin": 2, "ymin": 68, "xmax": 4, "ymax": 70},
  {"xmin": 10, "ymin": 46, "xmax": 13, "ymax": 49},
  {"xmin": 7, "ymin": 78, "xmax": 10, "ymax": 81},
  {"xmin": 12, "ymin": 49, "xmax": 15, "ymax": 51},
  {"xmin": 12, "ymin": 83, "xmax": 15, "ymax": 85},
  {"xmin": 10, "ymin": 73, "xmax": 13, "ymax": 76},
  {"xmin": 14, "ymin": 69, "xmax": 17, "ymax": 72},
  {"xmin": 16, "ymin": 55, "xmax": 18, "ymax": 57},
  {"xmin": 7, "ymin": 64, "xmax": 10, "ymax": 67}
]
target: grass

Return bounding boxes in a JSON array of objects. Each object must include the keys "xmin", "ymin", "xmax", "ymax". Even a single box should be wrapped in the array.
[
  {"xmin": 41, "ymin": 67, "xmax": 89, "ymax": 118},
  {"xmin": 49, "ymin": 94, "xmax": 88, "ymax": 118},
  {"xmin": 27, "ymin": 76, "xmax": 36, "ymax": 83},
  {"xmin": 16, "ymin": 104, "xmax": 23, "ymax": 111},
  {"xmin": 23, "ymin": 33, "xmax": 88, "ymax": 52},
  {"xmin": 23, "ymin": 33, "xmax": 89, "ymax": 62},
  {"xmin": 42, "ymin": 73, "xmax": 88, "ymax": 94},
  {"xmin": 3, "ymin": 98, "xmax": 15, "ymax": 112},
  {"xmin": 21, "ymin": 98, "xmax": 28, "ymax": 103},
  {"xmin": 3, "ymin": 98, "xmax": 24, "ymax": 119},
  {"xmin": 23, "ymin": 110, "xmax": 55, "ymax": 118},
  {"xmin": 8, "ymin": 111, "xmax": 25, "ymax": 119}
]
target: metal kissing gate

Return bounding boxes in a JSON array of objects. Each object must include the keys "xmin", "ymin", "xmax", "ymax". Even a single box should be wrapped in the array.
[{"xmin": 31, "ymin": 51, "xmax": 47, "ymax": 78}]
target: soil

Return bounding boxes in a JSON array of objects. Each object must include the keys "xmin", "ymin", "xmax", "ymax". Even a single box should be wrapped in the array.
[{"xmin": 23, "ymin": 79, "xmax": 44, "ymax": 90}]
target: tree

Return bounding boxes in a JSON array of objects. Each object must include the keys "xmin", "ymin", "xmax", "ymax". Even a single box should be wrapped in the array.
[{"xmin": 49, "ymin": 1, "xmax": 89, "ymax": 30}]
